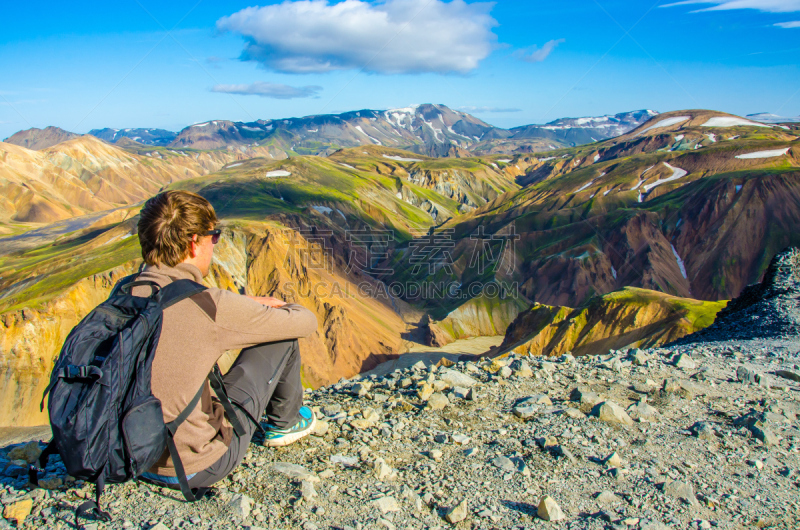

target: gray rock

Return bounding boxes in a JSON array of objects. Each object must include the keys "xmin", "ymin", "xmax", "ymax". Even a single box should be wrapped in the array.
[
  {"xmin": 513, "ymin": 361, "xmax": 533, "ymax": 378},
  {"xmin": 691, "ymin": 421, "xmax": 717, "ymax": 440},
  {"xmin": 271, "ymin": 462, "xmax": 320, "ymax": 482},
  {"xmin": 734, "ymin": 365, "xmax": 752, "ymax": 382},
  {"xmin": 491, "ymin": 456, "xmax": 517, "ymax": 473},
  {"xmin": 376, "ymin": 518, "xmax": 395, "ymax": 530},
  {"xmin": 775, "ymin": 370, "xmax": 800, "ymax": 382},
  {"xmin": 350, "ymin": 382, "xmax": 372, "ymax": 397},
  {"xmin": 604, "ymin": 451, "xmax": 622, "ymax": 468},
  {"xmin": 426, "ymin": 393, "xmax": 449, "ymax": 410},
  {"xmin": 520, "ymin": 394, "xmax": 553, "ymax": 406},
  {"xmin": 6, "ymin": 442, "xmax": 42, "ymax": 465},
  {"xmin": 564, "ymin": 407, "xmax": 586, "ymax": 419},
  {"xmin": 453, "ymin": 386, "xmax": 470, "ymax": 399},
  {"xmin": 452, "ymin": 434, "xmax": 471, "ymax": 445},
  {"xmin": 498, "ymin": 366, "xmax": 513, "ymax": 378},
  {"xmin": 373, "ymin": 496, "xmax": 400, "ymax": 514},
  {"xmin": 330, "ymin": 455, "xmax": 359, "ymax": 467},
  {"xmin": 537, "ymin": 496, "xmax": 565, "ymax": 521},
  {"xmin": 592, "ymin": 401, "xmax": 634, "ymax": 426},
  {"xmin": 553, "ymin": 445, "xmax": 577, "ymax": 464},
  {"xmin": 595, "ymin": 490, "xmax": 620, "ymax": 504},
  {"xmin": 312, "ymin": 420, "xmax": 329, "ymax": 436},
  {"xmin": 438, "ymin": 368, "xmax": 477, "ymax": 388},
  {"xmin": 662, "ymin": 480, "xmax": 697, "ymax": 505},
  {"xmin": 640, "ymin": 520, "xmax": 670, "ymax": 530},
  {"xmin": 628, "ymin": 401, "xmax": 661, "ymax": 422},
  {"xmin": 673, "ymin": 353, "xmax": 697, "ymax": 369},
  {"xmin": 3, "ymin": 465, "xmax": 25, "ymax": 478},
  {"xmin": 38, "ymin": 476, "xmax": 63, "ymax": 490},
  {"xmin": 512, "ymin": 405, "xmax": 540, "ymax": 419},
  {"xmin": 750, "ymin": 425, "xmax": 779, "ymax": 446},
  {"xmin": 445, "ymin": 499, "xmax": 469, "ymax": 524},
  {"xmin": 570, "ymin": 387, "xmax": 604, "ymax": 407},
  {"xmin": 734, "ymin": 409, "xmax": 769, "ymax": 428},
  {"xmin": 373, "ymin": 459, "xmax": 395, "ymax": 480},
  {"xmin": 662, "ymin": 378, "xmax": 695, "ymax": 399},
  {"xmin": 229, "ymin": 494, "xmax": 253, "ymax": 519},
  {"xmin": 322, "ymin": 403, "xmax": 342, "ymax": 416},
  {"xmin": 629, "ymin": 350, "xmax": 649, "ymax": 366},
  {"xmin": 300, "ymin": 480, "xmax": 317, "ymax": 500}
]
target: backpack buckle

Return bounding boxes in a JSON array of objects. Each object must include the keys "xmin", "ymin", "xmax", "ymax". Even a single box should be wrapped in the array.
[{"xmin": 60, "ymin": 365, "xmax": 104, "ymax": 381}]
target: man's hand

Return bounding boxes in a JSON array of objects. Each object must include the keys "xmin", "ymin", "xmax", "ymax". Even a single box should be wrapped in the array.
[{"xmin": 246, "ymin": 295, "xmax": 287, "ymax": 308}]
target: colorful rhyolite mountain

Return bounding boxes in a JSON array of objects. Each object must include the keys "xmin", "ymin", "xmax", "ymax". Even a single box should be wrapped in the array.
[
  {"xmin": 1, "ymin": 107, "xmax": 798, "ymax": 427},
  {"xmin": 381, "ymin": 109, "xmax": 799, "ymax": 310},
  {"xmin": 4, "ymin": 104, "xmax": 658, "ymax": 158}
]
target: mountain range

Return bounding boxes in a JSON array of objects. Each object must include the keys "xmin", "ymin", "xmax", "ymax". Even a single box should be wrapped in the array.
[
  {"xmin": 1, "ymin": 105, "xmax": 799, "ymax": 427},
  {"xmin": 3, "ymin": 104, "xmax": 659, "ymax": 157},
  {"xmin": 382, "ymin": 109, "xmax": 799, "ymax": 324}
]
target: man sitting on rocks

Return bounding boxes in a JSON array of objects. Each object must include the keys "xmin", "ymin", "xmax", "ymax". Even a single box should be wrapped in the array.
[{"xmin": 132, "ymin": 190, "xmax": 318, "ymax": 491}]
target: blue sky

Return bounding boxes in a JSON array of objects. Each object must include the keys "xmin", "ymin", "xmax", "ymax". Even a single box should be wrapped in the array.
[{"xmin": 1, "ymin": 0, "xmax": 798, "ymax": 139}]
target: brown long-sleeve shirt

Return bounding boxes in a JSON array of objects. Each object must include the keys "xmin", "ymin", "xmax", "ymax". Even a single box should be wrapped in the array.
[{"xmin": 131, "ymin": 263, "xmax": 317, "ymax": 475}]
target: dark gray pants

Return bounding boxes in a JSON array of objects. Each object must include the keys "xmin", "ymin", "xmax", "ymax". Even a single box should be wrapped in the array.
[{"xmin": 183, "ymin": 339, "xmax": 303, "ymax": 489}]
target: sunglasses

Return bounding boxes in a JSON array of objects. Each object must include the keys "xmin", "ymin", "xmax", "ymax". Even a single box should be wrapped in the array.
[{"xmin": 202, "ymin": 229, "xmax": 222, "ymax": 244}]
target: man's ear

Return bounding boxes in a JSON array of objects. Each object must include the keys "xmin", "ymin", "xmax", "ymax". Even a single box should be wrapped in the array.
[{"xmin": 188, "ymin": 235, "xmax": 198, "ymax": 258}]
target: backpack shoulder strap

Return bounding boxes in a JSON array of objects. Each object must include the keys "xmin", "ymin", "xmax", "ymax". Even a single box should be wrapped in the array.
[
  {"xmin": 109, "ymin": 274, "xmax": 139, "ymax": 298},
  {"xmin": 156, "ymin": 279, "xmax": 207, "ymax": 310},
  {"xmin": 165, "ymin": 383, "xmax": 207, "ymax": 502}
]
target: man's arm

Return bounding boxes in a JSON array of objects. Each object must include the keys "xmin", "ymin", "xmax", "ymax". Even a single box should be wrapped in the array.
[
  {"xmin": 245, "ymin": 295, "xmax": 287, "ymax": 308},
  {"xmin": 214, "ymin": 290, "xmax": 318, "ymax": 350}
]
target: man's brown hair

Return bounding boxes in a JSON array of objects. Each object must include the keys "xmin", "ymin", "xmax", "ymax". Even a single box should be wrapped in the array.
[{"xmin": 137, "ymin": 190, "xmax": 218, "ymax": 267}]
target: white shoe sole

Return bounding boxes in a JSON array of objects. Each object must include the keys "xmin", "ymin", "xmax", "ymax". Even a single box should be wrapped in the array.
[{"xmin": 264, "ymin": 414, "xmax": 317, "ymax": 447}]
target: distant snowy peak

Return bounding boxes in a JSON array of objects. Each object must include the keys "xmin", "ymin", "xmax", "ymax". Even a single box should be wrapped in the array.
[
  {"xmin": 508, "ymin": 109, "xmax": 658, "ymax": 144},
  {"xmin": 746, "ymin": 113, "xmax": 800, "ymax": 124},
  {"xmin": 89, "ymin": 127, "xmax": 177, "ymax": 146},
  {"xmin": 547, "ymin": 109, "xmax": 659, "ymax": 129}
]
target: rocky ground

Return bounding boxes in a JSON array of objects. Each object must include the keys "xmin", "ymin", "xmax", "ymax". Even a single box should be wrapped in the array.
[
  {"xmin": 676, "ymin": 249, "xmax": 800, "ymax": 345},
  {"xmin": 1, "ymin": 337, "xmax": 799, "ymax": 530}
]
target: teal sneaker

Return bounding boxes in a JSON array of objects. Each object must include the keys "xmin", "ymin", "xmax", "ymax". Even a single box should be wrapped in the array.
[{"xmin": 263, "ymin": 406, "xmax": 317, "ymax": 447}]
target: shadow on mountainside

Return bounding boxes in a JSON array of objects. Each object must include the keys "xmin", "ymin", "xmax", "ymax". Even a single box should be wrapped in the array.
[{"xmin": 673, "ymin": 247, "xmax": 800, "ymax": 344}]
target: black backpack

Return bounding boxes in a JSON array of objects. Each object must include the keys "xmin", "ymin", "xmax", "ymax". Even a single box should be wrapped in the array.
[{"xmin": 30, "ymin": 274, "xmax": 259, "ymax": 526}]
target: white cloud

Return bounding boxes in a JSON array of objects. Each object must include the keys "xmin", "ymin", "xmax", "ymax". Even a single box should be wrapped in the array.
[
  {"xmin": 661, "ymin": 1, "xmax": 800, "ymax": 13},
  {"xmin": 216, "ymin": 0, "xmax": 498, "ymax": 74},
  {"xmin": 459, "ymin": 106, "xmax": 522, "ymax": 113},
  {"xmin": 514, "ymin": 39, "xmax": 565, "ymax": 63},
  {"xmin": 211, "ymin": 82, "xmax": 322, "ymax": 99},
  {"xmin": 775, "ymin": 19, "xmax": 800, "ymax": 25}
]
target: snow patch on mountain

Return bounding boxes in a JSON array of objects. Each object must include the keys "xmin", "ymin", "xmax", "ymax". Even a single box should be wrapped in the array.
[
  {"xmin": 355, "ymin": 126, "xmax": 382, "ymax": 145},
  {"xmin": 671, "ymin": 244, "xmax": 688, "ymax": 280},
  {"xmin": 702, "ymin": 117, "xmax": 769, "ymax": 128},
  {"xmin": 735, "ymin": 148, "xmax": 790, "ymax": 159},
  {"xmin": 383, "ymin": 155, "xmax": 423, "ymax": 162},
  {"xmin": 639, "ymin": 116, "xmax": 689, "ymax": 135},
  {"xmin": 643, "ymin": 163, "xmax": 688, "ymax": 193}
]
